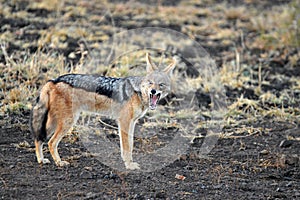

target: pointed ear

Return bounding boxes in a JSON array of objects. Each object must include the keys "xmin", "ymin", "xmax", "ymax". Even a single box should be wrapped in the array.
[
  {"xmin": 163, "ymin": 56, "xmax": 177, "ymax": 76},
  {"xmin": 146, "ymin": 53, "xmax": 158, "ymax": 73}
]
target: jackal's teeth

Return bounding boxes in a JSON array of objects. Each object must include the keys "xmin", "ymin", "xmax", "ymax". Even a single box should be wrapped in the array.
[{"xmin": 157, "ymin": 93, "xmax": 161, "ymax": 99}]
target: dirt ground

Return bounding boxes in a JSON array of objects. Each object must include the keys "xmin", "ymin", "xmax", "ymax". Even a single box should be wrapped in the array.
[
  {"xmin": 1, "ymin": 112, "xmax": 299, "ymax": 199},
  {"xmin": 1, "ymin": 0, "xmax": 300, "ymax": 199}
]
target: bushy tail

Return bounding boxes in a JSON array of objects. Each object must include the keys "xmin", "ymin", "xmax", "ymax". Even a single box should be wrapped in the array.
[{"xmin": 30, "ymin": 83, "xmax": 50, "ymax": 142}]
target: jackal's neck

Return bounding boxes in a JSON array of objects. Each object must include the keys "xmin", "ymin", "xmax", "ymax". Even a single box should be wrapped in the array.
[{"xmin": 113, "ymin": 76, "xmax": 143, "ymax": 102}]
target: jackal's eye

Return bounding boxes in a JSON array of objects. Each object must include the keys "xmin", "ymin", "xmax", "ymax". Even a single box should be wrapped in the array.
[
  {"xmin": 148, "ymin": 80, "xmax": 153, "ymax": 85},
  {"xmin": 159, "ymin": 83, "xmax": 166, "ymax": 89}
]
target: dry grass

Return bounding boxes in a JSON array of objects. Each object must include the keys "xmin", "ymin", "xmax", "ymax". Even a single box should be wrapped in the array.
[
  {"xmin": 0, "ymin": 46, "xmax": 69, "ymax": 114},
  {"xmin": 0, "ymin": 0, "xmax": 299, "ymax": 136},
  {"xmin": 250, "ymin": 2, "xmax": 300, "ymax": 49}
]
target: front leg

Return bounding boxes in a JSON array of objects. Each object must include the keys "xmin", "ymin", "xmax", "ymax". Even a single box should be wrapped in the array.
[{"xmin": 117, "ymin": 118, "xmax": 140, "ymax": 170}]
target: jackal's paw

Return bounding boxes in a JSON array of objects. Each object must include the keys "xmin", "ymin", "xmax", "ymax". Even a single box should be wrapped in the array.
[
  {"xmin": 56, "ymin": 160, "xmax": 70, "ymax": 167},
  {"xmin": 38, "ymin": 158, "xmax": 50, "ymax": 165},
  {"xmin": 125, "ymin": 162, "xmax": 140, "ymax": 170}
]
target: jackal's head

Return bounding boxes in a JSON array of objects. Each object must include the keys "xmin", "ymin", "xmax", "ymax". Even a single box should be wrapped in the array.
[{"xmin": 141, "ymin": 53, "xmax": 177, "ymax": 110}]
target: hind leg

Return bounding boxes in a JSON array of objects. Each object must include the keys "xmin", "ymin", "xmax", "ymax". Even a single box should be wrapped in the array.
[
  {"xmin": 34, "ymin": 116, "xmax": 56, "ymax": 164},
  {"xmin": 35, "ymin": 139, "xmax": 51, "ymax": 164},
  {"xmin": 48, "ymin": 121, "xmax": 73, "ymax": 167}
]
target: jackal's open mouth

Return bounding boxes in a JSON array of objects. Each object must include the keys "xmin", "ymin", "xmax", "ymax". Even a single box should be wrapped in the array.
[{"xmin": 149, "ymin": 93, "xmax": 161, "ymax": 110}]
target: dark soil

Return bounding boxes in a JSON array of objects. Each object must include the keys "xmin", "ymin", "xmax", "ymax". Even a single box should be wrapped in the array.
[
  {"xmin": 1, "ymin": 0, "xmax": 299, "ymax": 199},
  {"xmin": 1, "ymin": 112, "xmax": 299, "ymax": 199}
]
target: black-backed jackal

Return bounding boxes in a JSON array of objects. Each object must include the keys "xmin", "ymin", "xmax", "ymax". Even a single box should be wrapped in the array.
[{"xmin": 30, "ymin": 53, "xmax": 176, "ymax": 170}]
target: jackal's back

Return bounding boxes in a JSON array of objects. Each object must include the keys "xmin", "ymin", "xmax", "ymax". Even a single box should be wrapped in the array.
[
  {"xmin": 51, "ymin": 74, "xmax": 143, "ymax": 103},
  {"xmin": 51, "ymin": 74, "xmax": 120, "ymax": 98}
]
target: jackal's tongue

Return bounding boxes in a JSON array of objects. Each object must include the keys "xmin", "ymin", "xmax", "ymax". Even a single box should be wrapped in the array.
[
  {"xmin": 150, "ymin": 94, "xmax": 160, "ymax": 109},
  {"xmin": 151, "ymin": 95, "xmax": 158, "ymax": 105}
]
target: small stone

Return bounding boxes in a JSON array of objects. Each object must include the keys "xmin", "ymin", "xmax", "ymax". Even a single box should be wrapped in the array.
[
  {"xmin": 175, "ymin": 174, "xmax": 186, "ymax": 180},
  {"xmin": 260, "ymin": 149, "xmax": 269, "ymax": 155},
  {"xmin": 84, "ymin": 166, "xmax": 93, "ymax": 171}
]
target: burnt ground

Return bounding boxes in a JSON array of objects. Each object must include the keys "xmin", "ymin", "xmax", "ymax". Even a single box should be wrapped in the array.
[
  {"xmin": 0, "ymin": 111, "xmax": 299, "ymax": 199},
  {"xmin": 1, "ymin": 0, "xmax": 300, "ymax": 199}
]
